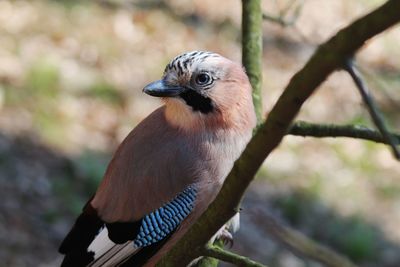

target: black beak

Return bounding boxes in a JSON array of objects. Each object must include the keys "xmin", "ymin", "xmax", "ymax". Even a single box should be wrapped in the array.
[{"xmin": 143, "ymin": 80, "xmax": 185, "ymax": 97}]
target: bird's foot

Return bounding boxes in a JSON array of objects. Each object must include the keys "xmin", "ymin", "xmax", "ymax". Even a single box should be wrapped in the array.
[{"xmin": 217, "ymin": 228, "xmax": 234, "ymax": 248}]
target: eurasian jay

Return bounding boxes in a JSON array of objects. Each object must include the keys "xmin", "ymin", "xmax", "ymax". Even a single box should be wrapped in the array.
[{"xmin": 59, "ymin": 51, "xmax": 257, "ymax": 267}]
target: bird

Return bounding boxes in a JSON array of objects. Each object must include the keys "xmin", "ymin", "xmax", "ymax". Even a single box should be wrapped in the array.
[{"xmin": 58, "ymin": 51, "xmax": 257, "ymax": 267}]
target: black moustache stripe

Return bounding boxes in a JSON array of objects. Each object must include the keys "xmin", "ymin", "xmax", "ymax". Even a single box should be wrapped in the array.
[{"xmin": 179, "ymin": 90, "xmax": 214, "ymax": 114}]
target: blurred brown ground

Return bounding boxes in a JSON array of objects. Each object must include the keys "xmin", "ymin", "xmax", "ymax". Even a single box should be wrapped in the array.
[{"xmin": 0, "ymin": 1, "xmax": 399, "ymax": 266}]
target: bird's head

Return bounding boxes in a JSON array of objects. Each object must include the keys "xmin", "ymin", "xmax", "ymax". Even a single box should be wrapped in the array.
[{"xmin": 143, "ymin": 51, "xmax": 256, "ymax": 132}]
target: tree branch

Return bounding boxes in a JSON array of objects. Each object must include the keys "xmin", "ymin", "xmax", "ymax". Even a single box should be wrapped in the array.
[
  {"xmin": 343, "ymin": 59, "xmax": 400, "ymax": 159},
  {"xmin": 191, "ymin": 237, "xmax": 224, "ymax": 267},
  {"xmin": 194, "ymin": 2, "xmax": 263, "ymax": 265},
  {"xmin": 157, "ymin": 1, "xmax": 400, "ymax": 266},
  {"xmin": 202, "ymin": 245, "xmax": 268, "ymax": 267},
  {"xmin": 242, "ymin": 0, "xmax": 263, "ymax": 123},
  {"xmin": 251, "ymin": 210, "xmax": 357, "ymax": 267},
  {"xmin": 289, "ymin": 121, "xmax": 400, "ymax": 145},
  {"xmin": 190, "ymin": 253, "xmax": 220, "ymax": 267}
]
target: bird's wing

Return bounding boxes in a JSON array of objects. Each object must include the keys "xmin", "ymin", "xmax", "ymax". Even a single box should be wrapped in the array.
[{"xmin": 60, "ymin": 186, "xmax": 197, "ymax": 267}]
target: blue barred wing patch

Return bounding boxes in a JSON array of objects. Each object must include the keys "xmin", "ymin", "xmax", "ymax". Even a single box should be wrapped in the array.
[{"xmin": 133, "ymin": 186, "xmax": 197, "ymax": 248}]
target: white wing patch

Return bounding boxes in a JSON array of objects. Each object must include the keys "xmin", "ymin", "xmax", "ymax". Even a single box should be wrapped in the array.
[{"xmin": 87, "ymin": 227, "xmax": 139, "ymax": 267}]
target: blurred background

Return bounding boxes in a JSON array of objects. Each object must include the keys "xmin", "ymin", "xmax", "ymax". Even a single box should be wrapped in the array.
[{"xmin": 1, "ymin": 0, "xmax": 400, "ymax": 266}]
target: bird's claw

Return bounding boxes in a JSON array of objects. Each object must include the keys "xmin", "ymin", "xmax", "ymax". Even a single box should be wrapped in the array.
[{"xmin": 218, "ymin": 228, "xmax": 234, "ymax": 248}]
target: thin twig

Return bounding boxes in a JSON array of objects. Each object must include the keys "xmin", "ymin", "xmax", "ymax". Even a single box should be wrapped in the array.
[
  {"xmin": 344, "ymin": 59, "xmax": 400, "ymax": 159},
  {"xmin": 202, "ymin": 245, "xmax": 268, "ymax": 267},
  {"xmin": 358, "ymin": 66, "xmax": 400, "ymax": 110},
  {"xmin": 262, "ymin": 13, "xmax": 291, "ymax": 26},
  {"xmin": 262, "ymin": 0, "xmax": 303, "ymax": 27},
  {"xmin": 279, "ymin": 0, "xmax": 298, "ymax": 17},
  {"xmin": 289, "ymin": 121, "xmax": 400, "ymax": 145},
  {"xmin": 251, "ymin": 210, "xmax": 358, "ymax": 267}
]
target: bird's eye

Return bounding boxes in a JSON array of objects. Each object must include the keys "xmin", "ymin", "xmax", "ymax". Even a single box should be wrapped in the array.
[{"xmin": 195, "ymin": 73, "xmax": 212, "ymax": 86}]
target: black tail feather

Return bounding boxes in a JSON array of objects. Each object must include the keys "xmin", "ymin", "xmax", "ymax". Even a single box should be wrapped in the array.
[{"xmin": 59, "ymin": 202, "xmax": 104, "ymax": 267}]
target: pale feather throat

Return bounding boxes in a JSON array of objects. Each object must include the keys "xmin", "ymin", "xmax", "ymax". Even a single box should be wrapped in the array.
[{"xmin": 164, "ymin": 99, "xmax": 206, "ymax": 130}]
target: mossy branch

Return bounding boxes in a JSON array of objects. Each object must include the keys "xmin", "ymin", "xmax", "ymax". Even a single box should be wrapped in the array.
[
  {"xmin": 242, "ymin": 0, "xmax": 263, "ymax": 123},
  {"xmin": 202, "ymin": 245, "xmax": 268, "ymax": 267},
  {"xmin": 157, "ymin": 1, "xmax": 400, "ymax": 266},
  {"xmin": 190, "ymin": 239, "xmax": 224, "ymax": 267},
  {"xmin": 289, "ymin": 121, "xmax": 400, "ymax": 145}
]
